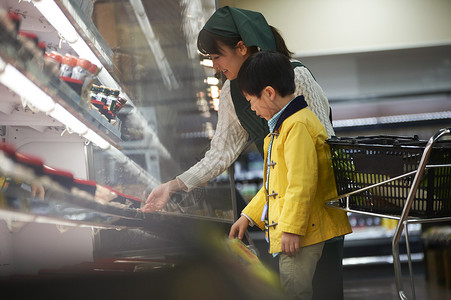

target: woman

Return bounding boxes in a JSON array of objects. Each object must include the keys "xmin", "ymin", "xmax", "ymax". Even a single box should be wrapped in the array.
[{"xmin": 141, "ymin": 6, "xmax": 334, "ymax": 212}]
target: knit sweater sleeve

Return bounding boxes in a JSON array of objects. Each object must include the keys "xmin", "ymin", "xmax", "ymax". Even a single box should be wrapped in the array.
[
  {"xmin": 293, "ymin": 66, "xmax": 335, "ymax": 137},
  {"xmin": 177, "ymin": 80, "xmax": 249, "ymax": 191}
]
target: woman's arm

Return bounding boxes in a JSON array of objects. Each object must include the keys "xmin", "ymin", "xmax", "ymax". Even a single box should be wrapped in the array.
[
  {"xmin": 177, "ymin": 80, "xmax": 249, "ymax": 191},
  {"xmin": 293, "ymin": 66, "xmax": 335, "ymax": 137},
  {"xmin": 142, "ymin": 81, "xmax": 249, "ymax": 212}
]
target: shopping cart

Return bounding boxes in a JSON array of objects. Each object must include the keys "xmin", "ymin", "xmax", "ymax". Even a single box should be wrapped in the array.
[{"xmin": 326, "ymin": 128, "xmax": 451, "ymax": 300}]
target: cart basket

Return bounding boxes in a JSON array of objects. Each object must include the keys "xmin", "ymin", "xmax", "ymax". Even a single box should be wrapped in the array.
[{"xmin": 327, "ymin": 135, "xmax": 451, "ymax": 217}]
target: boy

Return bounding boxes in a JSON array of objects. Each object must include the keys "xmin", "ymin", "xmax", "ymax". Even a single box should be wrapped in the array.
[{"xmin": 229, "ymin": 51, "xmax": 352, "ymax": 300}]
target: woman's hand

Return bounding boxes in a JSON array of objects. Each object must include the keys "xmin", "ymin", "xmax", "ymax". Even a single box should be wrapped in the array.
[
  {"xmin": 281, "ymin": 232, "xmax": 300, "ymax": 258},
  {"xmin": 229, "ymin": 215, "xmax": 250, "ymax": 240},
  {"xmin": 141, "ymin": 178, "xmax": 186, "ymax": 212}
]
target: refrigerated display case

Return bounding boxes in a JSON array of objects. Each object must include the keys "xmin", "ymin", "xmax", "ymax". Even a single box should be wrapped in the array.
[{"xmin": 0, "ymin": 1, "xmax": 282, "ymax": 297}]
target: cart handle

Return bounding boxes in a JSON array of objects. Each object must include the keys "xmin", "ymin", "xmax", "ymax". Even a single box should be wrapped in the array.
[{"xmin": 392, "ymin": 127, "xmax": 451, "ymax": 300}]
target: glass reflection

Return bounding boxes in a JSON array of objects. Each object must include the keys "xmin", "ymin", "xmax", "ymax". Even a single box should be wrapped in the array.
[{"xmin": 88, "ymin": 0, "xmax": 233, "ymax": 221}]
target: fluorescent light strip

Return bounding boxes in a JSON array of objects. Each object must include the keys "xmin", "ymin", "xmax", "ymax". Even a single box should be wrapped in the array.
[
  {"xmin": 84, "ymin": 129, "xmax": 110, "ymax": 150},
  {"xmin": 333, "ymin": 111, "xmax": 451, "ymax": 128},
  {"xmin": 0, "ymin": 61, "xmax": 55, "ymax": 112},
  {"xmin": 31, "ymin": 0, "xmax": 78, "ymax": 43},
  {"xmin": 32, "ymin": 0, "xmax": 119, "ymax": 91},
  {"xmin": 0, "ymin": 59, "xmax": 110, "ymax": 149},
  {"xmin": 49, "ymin": 103, "xmax": 88, "ymax": 134}
]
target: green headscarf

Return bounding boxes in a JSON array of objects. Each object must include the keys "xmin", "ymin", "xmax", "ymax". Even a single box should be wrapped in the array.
[{"xmin": 203, "ymin": 6, "xmax": 276, "ymax": 51}]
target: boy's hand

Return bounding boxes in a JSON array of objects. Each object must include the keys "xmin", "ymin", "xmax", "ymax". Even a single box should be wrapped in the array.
[
  {"xmin": 229, "ymin": 215, "xmax": 249, "ymax": 240},
  {"xmin": 281, "ymin": 232, "xmax": 300, "ymax": 257}
]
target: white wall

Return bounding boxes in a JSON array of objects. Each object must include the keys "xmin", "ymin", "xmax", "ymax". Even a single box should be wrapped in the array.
[
  {"xmin": 6, "ymin": 126, "xmax": 88, "ymax": 179},
  {"xmin": 218, "ymin": 1, "xmax": 451, "ymax": 118},
  {"xmin": 0, "ymin": 220, "xmax": 94, "ymax": 275},
  {"xmin": 301, "ymin": 45, "xmax": 451, "ymax": 99},
  {"xmin": 220, "ymin": 0, "xmax": 451, "ymax": 56}
]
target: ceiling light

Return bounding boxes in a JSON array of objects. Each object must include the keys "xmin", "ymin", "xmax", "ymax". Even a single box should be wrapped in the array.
[
  {"xmin": 200, "ymin": 59, "xmax": 213, "ymax": 68},
  {"xmin": 205, "ymin": 77, "xmax": 219, "ymax": 85}
]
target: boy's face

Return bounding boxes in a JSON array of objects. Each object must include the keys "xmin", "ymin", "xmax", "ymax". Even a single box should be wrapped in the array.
[{"xmin": 244, "ymin": 87, "xmax": 280, "ymax": 121}]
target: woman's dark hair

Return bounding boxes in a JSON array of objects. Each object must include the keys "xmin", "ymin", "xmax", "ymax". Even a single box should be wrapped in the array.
[
  {"xmin": 238, "ymin": 51, "xmax": 295, "ymax": 98},
  {"xmin": 197, "ymin": 26, "xmax": 293, "ymax": 58},
  {"xmin": 270, "ymin": 26, "xmax": 293, "ymax": 58}
]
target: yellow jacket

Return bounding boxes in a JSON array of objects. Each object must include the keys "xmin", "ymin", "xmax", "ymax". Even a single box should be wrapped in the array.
[{"xmin": 242, "ymin": 106, "xmax": 352, "ymax": 254}]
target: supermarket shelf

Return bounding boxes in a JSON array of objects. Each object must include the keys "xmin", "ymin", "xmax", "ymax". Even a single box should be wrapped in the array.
[
  {"xmin": 343, "ymin": 253, "xmax": 424, "ymax": 266},
  {"xmin": 0, "ymin": 19, "xmax": 122, "ymax": 146},
  {"xmin": 54, "ymin": 0, "xmax": 114, "ymax": 70}
]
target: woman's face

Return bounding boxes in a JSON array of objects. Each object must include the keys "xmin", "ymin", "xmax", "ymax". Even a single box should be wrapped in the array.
[{"xmin": 210, "ymin": 41, "xmax": 250, "ymax": 80}]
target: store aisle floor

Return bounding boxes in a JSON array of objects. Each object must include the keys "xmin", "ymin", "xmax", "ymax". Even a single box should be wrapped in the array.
[{"xmin": 343, "ymin": 267, "xmax": 451, "ymax": 300}]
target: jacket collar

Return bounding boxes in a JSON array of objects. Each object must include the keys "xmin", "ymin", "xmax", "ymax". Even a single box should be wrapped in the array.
[{"xmin": 273, "ymin": 95, "xmax": 308, "ymax": 132}]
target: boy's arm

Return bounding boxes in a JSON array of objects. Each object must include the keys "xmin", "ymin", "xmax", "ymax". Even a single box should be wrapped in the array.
[
  {"xmin": 281, "ymin": 232, "xmax": 301, "ymax": 257},
  {"xmin": 278, "ymin": 123, "xmax": 318, "ymax": 236},
  {"xmin": 229, "ymin": 186, "xmax": 267, "ymax": 239},
  {"xmin": 241, "ymin": 185, "xmax": 267, "ymax": 230},
  {"xmin": 229, "ymin": 215, "xmax": 249, "ymax": 240}
]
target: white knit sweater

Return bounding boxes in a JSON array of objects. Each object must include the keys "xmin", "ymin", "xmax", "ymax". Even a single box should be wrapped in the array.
[{"xmin": 177, "ymin": 64, "xmax": 335, "ymax": 191}]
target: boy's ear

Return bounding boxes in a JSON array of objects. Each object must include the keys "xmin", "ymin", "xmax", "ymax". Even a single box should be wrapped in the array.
[{"xmin": 263, "ymin": 86, "xmax": 276, "ymax": 101}]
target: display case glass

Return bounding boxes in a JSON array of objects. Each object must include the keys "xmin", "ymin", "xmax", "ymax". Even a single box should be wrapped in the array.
[{"xmin": 0, "ymin": 0, "xmax": 238, "ymax": 227}]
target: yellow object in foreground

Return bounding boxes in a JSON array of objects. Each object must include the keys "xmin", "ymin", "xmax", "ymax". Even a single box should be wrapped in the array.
[{"xmin": 226, "ymin": 238, "xmax": 280, "ymax": 289}]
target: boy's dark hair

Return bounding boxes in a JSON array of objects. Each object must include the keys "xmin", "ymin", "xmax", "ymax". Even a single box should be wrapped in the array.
[{"xmin": 237, "ymin": 50, "xmax": 295, "ymax": 98}]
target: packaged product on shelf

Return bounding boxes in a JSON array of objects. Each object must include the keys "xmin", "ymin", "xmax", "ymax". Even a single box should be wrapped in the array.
[
  {"xmin": 7, "ymin": 11, "xmax": 21, "ymax": 35},
  {"xmin": 42, "ymin": 165, "xmax": 75, "ymax": 191},
  {"xmin": 60, "ymin": 54, "xmax": 77, "ymax": 77},
  {"xmin": 106, "ymin": 89, "xmax": 119, "ymax": 111},
  {"xmin": 90, "ymin": 84, "xmax": 102, "ymax": 109},
  {"xmin": 15, "ymin": 152, "xmax": 45, "ymax": 177},
  {"xmin": 93, "ymin": 86, "xmax": 114, "ymax": 121},
  {"xmin": 80, "ymin": 64, "xmax": 100, "ymax": 101},
  {"xmin": 88, "ymin": 63, "xmax": 100, "ymax": 77},
  {"xmin": 61, "ymin": 76, "xmax": 83, "ymax": 95},
  {"xmin": 37, "ymin": 41, "xmax": 46, "ymax": 55},
  {"xmin": 89, "ymin": 85, "xmax": 115, "ymax": 124},
  {"xmin": 97, "ymin": 86, "xmax": 109, "ymax": 105},
  {"xmin": 111, "ymin": 96, "xmax": 127, "ymax": 115},
  {"xmin": 83, "ymin": 63, "xmax": 100, "ymax": 87},
  {"xmin": 72, "ymin": 57, "xmax": 92, "ymax": 81},
  {"xmin": 46, "ymin": 51, "xmax": 62, "ymax": 67},
  {"xmin": 72, "ymin": 178, "xmax": 97, "ymax": 196},
  {"xmin": 44, "ymin": 51, "xmax": 62, "ymax": 76},
  {"xmin": 18, "ymin": 31, "xmax": 38, "ymax": 46},
  {"xmin": 104, "ymin": 109, "xmax": 114, "ymax": 122},
  {"xmin": 17, "ymin": 31, "xmax": 41, "ymax": 60}
]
